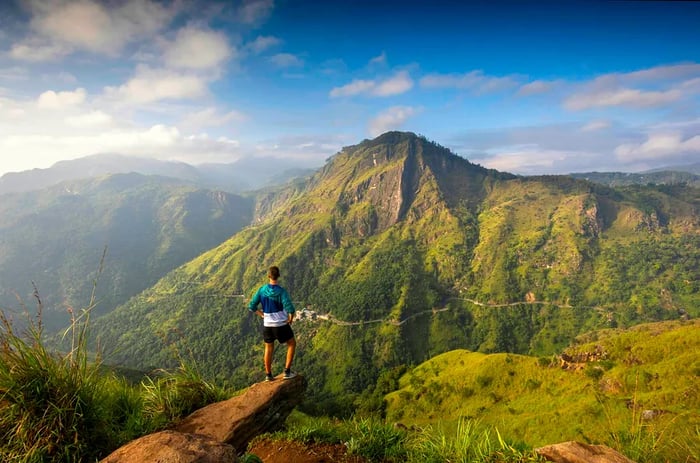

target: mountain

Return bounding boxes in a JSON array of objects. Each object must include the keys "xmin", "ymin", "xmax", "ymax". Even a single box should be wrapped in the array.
[
  {"xmin": 384, "ymin": 319, "xmax": 699, "ymax": 462},
  {"xmin": 93, "ymin": 132, "xmax": 699, "ymax": 414},
  {"xmin": 570, "ymin": 170, "xmax": 700, "ymax": 187},
  {"xmin": 0, "ymin": 173, "xmax": 253, "ymax": 331},
  {"xmin": 0, "ymin": 153, "xmax": 320, "ymax": 196},
  {"xmin": 644, "ymin": 161, "xmax": 700, "ymax": 175},
  {"xmin": 0, "ymin": 154, "xmax": 201, "ymax": 195}
]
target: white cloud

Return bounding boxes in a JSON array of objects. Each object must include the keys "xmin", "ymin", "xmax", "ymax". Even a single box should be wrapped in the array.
[
  {"xmin": 10, "ymin": 39, "xmax": 70, "ymax": 61},
  {"xmin": 17, "ymin": 0, "xmax": 175, "ymax": 58},
  {"xmin": 615, "ymin": 131, "xmax": 700, "ymax": 162},
  {"xmin": 369, "ymin": 51, "xmax": 387, "ymax": 66},
  {"xmin": 65, "ymin": 110, "xmax": 114, "ymax": 128},
  {"xmin": 330, "ymin": 79, "xmax": 375, "ymax": 98},
  {"xmin": 369, "ymin": 106, "xmax": 418, "ymax": 137},
  {"xmin": 563, "ymin": 62, "xmax": 700, "ymax": 111},
  {"xmin": 420, "ymin": 70, "xmax": 519, "ymax": 94},
  {"xmin": 103, "ymin": 66, "xmax": 208, "ymax": 104},
  {"xmin": 518, "ymin": 79, "xmax": 561, "ymax": 96},
  {"xmin": 565, "ymin": 88, "xmax": 682, "ymax": 110},
  {"xmin": 237, "ymin": 0, "xmax": 274, "ymax": 24},
  {"xmin": 164, "ymin": 27, "xmax": 232, "ymax": 70},
  {"xmin": 36, "ymin": 88, "xmax": 87, "ymax": 109},
  {"xmin": 581, "ymin": 120, "xmax": 611, "ymax": 132},
  {"xmin": 269, "ymin": 53, "xmax": 303, "ymax": 68},
  {"xmin": 373, "ymin": 70, "xmax": 413, "ymax": 96},
  {"xmin": 245, "ymin": 35, "xmax": 281, "ymax": 54},
  {"xmin": 330, "ymin": 71, "xmax": 413, "ymax": 98},
  {"xmin": 0, "ymin": 124, "xmax": 244, "ymax": 174}
]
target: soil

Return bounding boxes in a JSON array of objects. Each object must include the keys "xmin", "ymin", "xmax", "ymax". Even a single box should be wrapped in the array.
[{"xmin": 247, "ymin": 438, "xmax": 368, "ymax": 463}]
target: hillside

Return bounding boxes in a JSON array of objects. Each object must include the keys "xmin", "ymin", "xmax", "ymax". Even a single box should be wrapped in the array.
[
  {"xmin": 385, "ymin": 319, "xmax": 700, "ymax": 461},
  {"xmin": 570, "ymin": 170, "xmax": 700, "ymax": 187},
  {"xmin": 0, "ymin": 173, "xmax": 253, "ymax": 331},
  {"xmin": 93, "ymin": 132, "xmax": 700, "ymax": 413}
]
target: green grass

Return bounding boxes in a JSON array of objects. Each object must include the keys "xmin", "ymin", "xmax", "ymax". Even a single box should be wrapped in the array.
[
  {"xmin": 0, "ymin": 301, "xmax": 228, "ymax": 462},
  {"xmin": 259, "ymin": 411, "xmax": 542, "ymax": 462},
  {"xmin": 385, "ymin": 320, "xmax": 700, "ymax": 462}
]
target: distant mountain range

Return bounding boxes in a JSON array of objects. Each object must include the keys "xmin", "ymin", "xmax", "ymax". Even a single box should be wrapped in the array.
[
  {"xmin": 0, "ymin": 153, "xmax": 319, "ymax": 195},
  {"xmin": 0, "ymin": 173, "xmax": 254, "ymax": 330},
  {"xmin": 91, "ymin": 132, "xmax": 699, "ymax": 413}
]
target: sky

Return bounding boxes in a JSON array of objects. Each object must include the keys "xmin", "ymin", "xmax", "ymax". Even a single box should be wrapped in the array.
[{"xmin": 1, "ymin": 0, "xmax": 699, "ymax": 177}]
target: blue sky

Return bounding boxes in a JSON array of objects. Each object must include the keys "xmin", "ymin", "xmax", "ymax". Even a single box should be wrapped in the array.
[{"xmin": 1, "ymin": 0, "xmax": 699, "ymax": 176}]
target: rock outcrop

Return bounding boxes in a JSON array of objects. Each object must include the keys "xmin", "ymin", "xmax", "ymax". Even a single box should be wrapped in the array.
[
  {"xmin": 101, "ymin": 375, "xmax": 306, "ymax": 462},
  {"xmin": 173, "ymin": 374, "xmax": 306, "ymax": 452},
  {"xmin": 100, "ymin": 430, "xmax": 237, "ymax": 463},
  {"xmin": 536, "ymin": 441, "xmax": 636, "ymax": 463}
]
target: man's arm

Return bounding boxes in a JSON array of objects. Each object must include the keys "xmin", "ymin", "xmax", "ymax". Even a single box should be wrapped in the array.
[{"xmin": 248, "ymin": 287, "xmax": 262, "ymax": 317}]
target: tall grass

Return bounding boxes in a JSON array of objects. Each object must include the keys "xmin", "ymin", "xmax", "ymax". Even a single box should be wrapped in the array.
[
  {"xmin": 0, "ymin": 276, "xmax": 227, "ymax": 461},
  {"xmin": 265, "ymin": 412, "xmax": 542, "ymax": 462}
]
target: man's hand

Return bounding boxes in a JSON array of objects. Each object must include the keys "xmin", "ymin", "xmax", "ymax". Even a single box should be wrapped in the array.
[
  {"xmin": 256, "ymin": 310, "xmax": 264, "ymax": 319},
  {"xmin": 287, "ymin": 314, "xmax": 294, "ymax": 325}
]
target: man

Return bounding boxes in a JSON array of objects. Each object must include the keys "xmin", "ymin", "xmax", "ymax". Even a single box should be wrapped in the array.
[{"xmin": 248, "ymin": 265, "xmax": 297, "ymax": 381}]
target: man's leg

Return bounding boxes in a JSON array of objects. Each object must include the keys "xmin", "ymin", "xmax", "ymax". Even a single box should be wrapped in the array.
[
  {"xmin": 264, "ymin": 342, "xmax": 275, "ymax": 374},
  {"xmin": 284, "ymin": 337, "xmax": 296, "ymax": 370}
]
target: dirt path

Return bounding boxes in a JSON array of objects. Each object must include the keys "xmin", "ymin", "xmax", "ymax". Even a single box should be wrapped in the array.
[{"xmin": 248, "ymin": 438, "xmax": 368, "ymax": 463}]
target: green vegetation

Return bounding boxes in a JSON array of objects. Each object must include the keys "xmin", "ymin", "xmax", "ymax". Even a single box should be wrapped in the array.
[
  {"xmin": 0, "ymin": 173, "xmax": 253, "ymax": 331},
  {"xmin": 93, "ymin": 132, "xmax": 700, "ymax": 414},
  {"xmin": 0, "ymin": 302, "xmax": 227, "ymax": 462},
  {"xmin": 385, "ymin": 320, "xmax": 700, "ymax": 462},
  {"xmin": 260, "ymin": 411, "xmax": 543, "ymax": 462}
]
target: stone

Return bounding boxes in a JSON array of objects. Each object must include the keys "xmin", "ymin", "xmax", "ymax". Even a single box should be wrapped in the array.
[
  {"xmin": 536, "ymin": 441, "xmax": 636, "ymax": 463},
  {"xmin": 173, "ymin": 374, "xmax": 306, "ymax": 453},
  {"xmin": 100, "ymin": 430, "xmax": 237, "ymax": 463}
]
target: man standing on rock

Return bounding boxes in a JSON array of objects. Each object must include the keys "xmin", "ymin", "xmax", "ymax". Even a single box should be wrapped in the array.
[{"xmin": 248, "ymin": 265, "xmax": 297, "ymax": 381}]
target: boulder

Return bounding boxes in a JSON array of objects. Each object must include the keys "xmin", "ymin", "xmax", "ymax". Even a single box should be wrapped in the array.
[
  {"xmin": 100, "ymin": 430, "xmax": 237, "ymax": 463},
  {"xmin": 173, "ymin": 374, "xmax": 306, "ymax": 452},
  {"xmin": 536, "ymin": 441, "xmax": 636, "ymax": 463},
  {"xmin": 101, "ymin": 375, "xmax": 306, "ymax": 462}
]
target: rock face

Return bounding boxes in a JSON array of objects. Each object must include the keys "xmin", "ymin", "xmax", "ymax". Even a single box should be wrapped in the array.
[
  {"xmin": 100, "ymin": 430, "xmax": 237, "ymax": 463},
  {"xmin": 101, "ymin": 375, "xmax": 306, "ymax": 462},
  {"xmin": 536, "ymin": 441, "xmax": 636, "ymax": 463},
  {"xmin": 173, "ymin": 374, "xmax": 306, "ymax": 452}
]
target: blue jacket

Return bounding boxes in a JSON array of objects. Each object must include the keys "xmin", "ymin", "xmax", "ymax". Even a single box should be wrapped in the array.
[{"xmin": 248, "ymin": 284, "xmax": 295, "ymax": 327}]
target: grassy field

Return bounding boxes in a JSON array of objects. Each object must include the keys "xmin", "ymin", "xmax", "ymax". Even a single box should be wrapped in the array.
[{"xmin": 385, "ymin": 319, "xmax": 700, "ymax": 462}]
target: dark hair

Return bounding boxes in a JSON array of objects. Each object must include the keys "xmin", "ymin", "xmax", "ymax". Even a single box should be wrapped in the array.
[{"xmin": 268, "ymin": 266, "xmax": 280, "ymax": 280}]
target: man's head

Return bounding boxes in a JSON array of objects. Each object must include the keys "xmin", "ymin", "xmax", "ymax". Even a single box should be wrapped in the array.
[{"xmin": 268, "ymin": 266, "xmax": 280, "ymax": 281}]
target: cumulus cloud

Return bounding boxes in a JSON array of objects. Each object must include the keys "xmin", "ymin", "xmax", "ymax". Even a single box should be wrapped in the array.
[
  {"xmin": 103, "ymin": 66, "xmax": 208, "ymax": 104},
  {"xmin": 163, "ymin": 26, "xmax": 232, "ymax": 70},
  {"xmin": 420, "ymin": 70, "xmax": 519, "ymax": 94},
  {"xmin": 615, "ymin": 131, "xmax": 700, "ymax": 162},
  {"xmin": 330, "ymin": 71, "xmax": 413, "ymax": 98},
  {"xmin": 269, "ymin": 53, "xmax": 303, "ymax": 68},
  {"xmin": 369, "ymin": 106, "xmax": 418, "ymax": 137},
  {"xmin": 37, "ymin": 87, "xmax": 87, "ymax": 109},
  {"xmin": 14, "ymin": 0, "xmax": 175, "ymax": 59}
]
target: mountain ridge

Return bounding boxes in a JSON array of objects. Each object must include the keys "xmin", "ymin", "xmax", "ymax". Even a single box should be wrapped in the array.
[{"xmin": 92, "ymin": 132, "xmax": 699, "ymax": 413}]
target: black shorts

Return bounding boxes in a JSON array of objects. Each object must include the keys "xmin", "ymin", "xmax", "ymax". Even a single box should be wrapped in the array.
[{"xmin": 262, "ymin": 324, "xmax": 295, "ymax": 344}]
